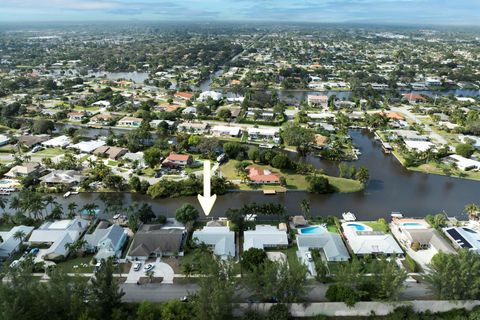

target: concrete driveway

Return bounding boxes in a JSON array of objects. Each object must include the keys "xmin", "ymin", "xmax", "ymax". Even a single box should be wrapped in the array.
[{"xmin": 125, "ymin": 258, "xmax": 175, "ymax": 284}]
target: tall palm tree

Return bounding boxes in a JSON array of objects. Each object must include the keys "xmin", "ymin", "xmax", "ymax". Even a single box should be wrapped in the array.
[
  {"xmin": 67, "ymin": 202, "xmax": 78, "ymax": 219},
  {"xmin": 300, "ymin": 199, "xmax": 311, "ymax": 220},
  {"xmin": 9, "ymin": 196, "xmax": 21, "ymax": 215},
  {"xmin": 13, "ymin": 230, "xmax": 26, "ymax": 243},
  {"xmin": 43, "ymin": 195, "xmax": 58, "ymax": 216},
  {"xmin": 464, "ymin": 203, "xmax": 480, "ymax": 220},
  {"xmin": 81, "ymin": 203, "xmax": 99, "ymax": 219}
]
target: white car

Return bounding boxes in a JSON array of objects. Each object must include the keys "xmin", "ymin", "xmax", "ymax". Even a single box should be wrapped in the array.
[
  {"xmin": 10, "ymin": 260, "xmax": 20, "ymax": 269},
  {"xmin": 133, "ymin": 262, "xmax": 142, "ymax": 272},
  {"xmin": 143, "ymin": 263, "xmax": 155, "ymax": 272}
]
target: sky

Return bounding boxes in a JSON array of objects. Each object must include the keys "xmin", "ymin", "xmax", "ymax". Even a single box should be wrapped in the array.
[{"xmin": 0, "ymin": 0, "xmax": 479, "ymax": 26}]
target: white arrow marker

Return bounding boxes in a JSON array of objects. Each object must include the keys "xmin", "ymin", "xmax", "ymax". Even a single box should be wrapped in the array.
[{"xmin": 197, "ymin": 160, "xmax": 217, "ymax": 216}]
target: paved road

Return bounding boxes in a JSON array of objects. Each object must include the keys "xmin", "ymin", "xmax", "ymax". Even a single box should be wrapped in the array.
[{"xmin": 120, "ymin": 281, "xmax": 432, "ymax": 302}]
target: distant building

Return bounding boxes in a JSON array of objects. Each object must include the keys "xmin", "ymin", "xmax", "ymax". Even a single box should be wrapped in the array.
[
  {"xmin": 69, "ymin": 139, "xmax": 106, "ymax": 154},
  {"xmin": 41, "ymin": 135, "xmax": 72, "ymax": 148},
  {"xmin": 307, "ymin": 95, "xmax": 329, "ymax": 109},
  {"xmin": 402, "ymin": 93, "xmax": 427, "ymax": 104},
  {"xmin": 177, "ymin": 122, "xmax": 209, "ymax": 134},
  {"xmin": 118, "ymin": 116, "xmax": 142, "ymax": 127},
  {"xmin": 246, "ymin": 165, "xmax": 280, "ymax": 184},
  {"xmin": 93, "ymin": 146, "xmax": 128, "ymax": 160},
  {"xmin": 211, "ymin": 125, "xmax": 242, "ymax": 137},
  {"xmin": 67, "ymin": 111, "xmax": 86, "ymax": 122},
  {"xmin": 162, "ymin": 152, "xmax": 193, "ymax": 168},
  {"xmin": 174, "ymin": 91, "xmax": 194, "ymax": 100}
]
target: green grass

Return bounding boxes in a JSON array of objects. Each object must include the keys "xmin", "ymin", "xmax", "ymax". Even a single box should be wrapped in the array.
[
  {"xmin": 141, "ymin": 167, "xmax": 156, "ymax": 177},
  {"xmin": 410, "ymin": 162, "xmax": 480, "ymax": 181},
  {"xmin": 0, "ymin": 145, "xmax": 14, "ymax": 153},
  {"xmin": 56, "ymin": 255, "xmax": 95, "ymax": 273},
  {"xmin": 35, "ymin": 148, "xmax": 66, "ymax": 157},
  {"xmin": 220, "ymin": 159, "xmax": 363, "ymax": 193},
  {"xmin": 0, "ymin": 223, "xmax": 16, "ymax": 231},
  {"xmin": 362, "ymin": 220, "xmax": 389, "ymax": 232}
]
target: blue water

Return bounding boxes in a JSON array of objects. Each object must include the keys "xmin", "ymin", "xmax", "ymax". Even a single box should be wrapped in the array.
[
  {"xmin": 402, "ymin": 222, "xmax": 422, "ymax": 227},
  {"xmin": 346, "ymin": 223, "xmax": 366, "ymax": 231},
  {"xmin": 299, "ymin": 226, "xmax": 325, "ymax": 234}
]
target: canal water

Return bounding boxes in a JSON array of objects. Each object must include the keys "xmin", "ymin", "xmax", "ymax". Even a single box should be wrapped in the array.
[{"xmin": 8, "ymin": 130, "xmax": 480, "ymax": 221}]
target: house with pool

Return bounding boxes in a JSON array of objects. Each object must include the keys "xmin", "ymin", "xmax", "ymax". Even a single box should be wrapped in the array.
[
  {"xmin": 342, "ymin": 222, "xmax": 403, "ymax": 256},
  {"xmin": 297, "ymin": 226, "xmax": 350, "ymax": 262}
]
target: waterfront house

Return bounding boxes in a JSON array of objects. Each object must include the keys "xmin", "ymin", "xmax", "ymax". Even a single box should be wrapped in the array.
[
  {"xmin": 84, "ymin": 222, "xmax": 128, "ymax": 260},
  {"xmin": 126, "ymin": 225, "xmax": 185, "ymax": 260},
  {"xmin": 342, "ymin": 222, "xmax": 403, "ymax": 256},
  {"xmin": 246, "ymin": 165, "xmax": 280, "ymax": 184},
  {"xmin": 243, "ymin": 225, "xmax": 288, "ymax": 251},
  {"xmin": 174, "ymin": 91, "xmax": 194, "ymax": 100},
  {"xmin": 4, "ymin": 162, "xmax": 41, "ymax": 178},
  {"xmin": 69, "ymin": 139, "xmax": 106, "ymax": 154},
  {"xmin": 307, "ymin": 95, "xmax": 329, "ymax": 109},
  {"xmin": 89, "ymin": 112, "xmax": 116, "ymax": 125},
  {"xmin": 93, "ymin": 146, "xmax": 128, "ymax": 160},
  {"xmin": 404, "ymin": 140, "xmax": 435, "ymax": 152},
  {"xmin": 192, "ymin": 225, "xmax": 235, "ymax": 259},
  {"xmin": 39, "ymin": 170, "xmax": 85, "ymax": 187},
  {"xmin": 118, "ymin": 116, "xmax": 142, "ymax": 127},
  {"xmin": 162, "ymin": 152, "xmax": 193, "ymax": 168},
  {"xmin": 199, "ymin": 91, "xmax": 222, "ymax": 101},
  {"xmin": 28, "ymin": 219, "xmax": 89, "ymax": 261},
  {"xmin": 247, "ymin": 127, "xmax": 280, "ymax": 143},
  {"xmin": 41, "ymin": 135, "xmax": 72, "ymax": 148},
  {"xmin": 402, "ymin": 93, "xmax": 427, "ymax": 104},
  {"xmin": 67, "ymin": 111, "xmax": 86, "ymax": 122},
  {"xmin": 177, "ymin": 122, "xmax": 209, "ymax": 134},
  {"xmin": 444, "ymin": 154, "xmax": 480, "ymax": 171},
  {"xmin": 444, "ymin": 226, "xmax": 480, "ymax": 252},
  {"xmin": 0, "ymin": 226, "xmax": 35, "ymax": 260}
]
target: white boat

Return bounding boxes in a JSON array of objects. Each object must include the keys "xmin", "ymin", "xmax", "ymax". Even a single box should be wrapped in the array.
[
  {"xmin": 391, "ymin": 212, "xmax": 403, "ymax": 218},
  {"xmin": 342, "ymin": 212, "xmax": 357, "ymax": 222},
  {"xmin": 63, "ymin": 191, "xmax": 71, "ymax": 198},
  {"xmin": 71, "ymin": 191, "xmax": 79, "ymax": 195}
]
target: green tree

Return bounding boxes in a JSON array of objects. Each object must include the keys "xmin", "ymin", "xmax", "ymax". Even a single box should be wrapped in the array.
[
  {"xmin": 464, "ymin": 203, "xmax": 480, "ymax": 220},
  {"xmin": 175, "ymin": 204, "xmax": 199, "ymax": 226},
  {"xmin": 67, "ymin": 202, "xmax": 78, "ymax": 219},
  {"xmin": 306, "ymin": 175, "xmax": 333, "ymax": 194},
  {"xmin": 136, "ymin": 301, "xmax": 159, "ymax": 320},
  {"xmin": 281, "ymin": 122, "xmax": 315, "ymax": 156},
  {"xmin": 270, "ymin": 154, "xmax": 290, "ymax": 169},
  {"xmin": 456, "ymin": 143, "xmax": 475, "ymax": 158},
  {"xmin": 143, "ymin": 146, "xmax": 162, "ymax": 168},
  {"xmin": 241, "ymin": 248, "xmax": 268, "ymax": 272},
  {"xmin": 32, "ymin": 119, "xmax": 54, "ymax": 134},
  {"xmin": 160, "ymin": 300, "xmax": 192, "ymax": 320},
  {"xmin": 355, "ymin": 166, "xmax": 370, "ymax": 185}
]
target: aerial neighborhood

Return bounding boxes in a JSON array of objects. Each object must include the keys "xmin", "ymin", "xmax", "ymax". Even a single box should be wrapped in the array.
[{"xmin": 0, "ymin": 19, "xmax": 480, "ymax": 320}]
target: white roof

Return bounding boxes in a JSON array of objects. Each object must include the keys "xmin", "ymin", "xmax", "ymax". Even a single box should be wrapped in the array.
[
  {"xmin": 41, "ymin": 135, "xmax": 72, "ymax": 148},
  {"xmin": 447, "ymin": 154, "xmax": 480, "ymax": 170},
  {"xmin": 247, "ymin": 127, "xmax": 280, "ymax": 136},
  {"xmin": 404, "ymin": 140, "xmax": 435, "ymax": 152},
  {"xmin": 444, "ymin": 227, "xmax": 480, "ymax": 251},
  {"xmin": 0, "ymin": 226, "xmax": 35, "ymax": 257},
  {"xmin": 342, "ymin": 223, "xmax": 403, "ymax": 255},
  {"xmin": 199, "ymin": 91, "xmax": 222, "ymax": 101},
  {"xmin": 211, "ymin": 125, "xmax": 242, "ymax": 136},
  {"xmin": 459, "ymin": 135, "xmax": 480, "ymax": 148},
  {"xmin": 192, "ymin": 226, "xmax": 235, "ymax": 258},
  {"xmin": 243, "ymin": 225, "xmax": 288, "ymax": 251},
  {"xmin": 0, "ymin": 134, "xmax": 9, "ymax": 142},
  {"xmin": 69, "ymin": 140, "xmax": 105, "ymax": 153}
]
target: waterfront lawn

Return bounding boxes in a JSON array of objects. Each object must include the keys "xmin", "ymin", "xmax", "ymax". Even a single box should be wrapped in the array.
[
  {"xmin": 362, "ymin": 220, "xmax": 389, "ymax": 233},
  {"xmin": 220, "ymin": 160, "xmax": 362, "ymax": 193},
  {"xmin": 411, "ymin": 162, "xmax": 480, "ymax": 181}
]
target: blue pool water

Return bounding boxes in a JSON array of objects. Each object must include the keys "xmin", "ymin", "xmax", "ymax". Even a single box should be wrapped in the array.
[
  {"xmin": 402, "ymin": 222, "xmax": 422, "ymax": 227},
  {"xmin": 346, "ymin": 223, "xmax": 366, "ymax": 231},
  {"xmin": 299, "ymin": 226, "xmax": 325, "ymax": 234}
]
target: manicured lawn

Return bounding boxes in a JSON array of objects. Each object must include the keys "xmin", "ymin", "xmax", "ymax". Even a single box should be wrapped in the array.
[
  {"xmin": 56, "ymin": 255, "xmax": 95, "ymax": 273},
  {"xmin": 362, "ymin": 220, "xmax": 389, "ymax": 232},
  {"xmin": 35, "ymin": 148, "xmax": 66, "ymax": 157},
  {"xmin": 0, "ymin": 145, "xmax": 14, "ymax": 153},
  {"xmin": 411, "ymin": 162, "xmax": 480, "ymax": 181},
  {"xmin": 141, "ymin": 167, "xmax": 156, "ymax": 177},
  {"xmin": 221, "ymin": 159, "xmax": 362, "ymax": 193}
]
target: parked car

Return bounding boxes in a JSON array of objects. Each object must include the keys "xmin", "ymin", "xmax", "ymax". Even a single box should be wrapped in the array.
[
  {"xmin": 31, "ymin": 146, "xmax": 44, "ymax": 153},
  {"xmin": 29, "ymin": 248, "xmax": 40, "ymax": 256},
  {"xmin": 94, "ymin": 262, "xmax": 102, "ymax": 273},
  {"xmin": 305, "ymin": 251, "xmax": 313, "ymax": 262},
  {"xmin": 143, "ymin": 263, "xmax": 154, "ymax": 272},
  {"xmin": 10, "ymin": 260, "xmax": 20, "ymax": 269},
  {"xmin": 216, "ymin": 153, "xmax": 226, "ymax": 163},
  {"xmin": 133, "ymin": 262, "xmax": 142, "ymax": 271}
]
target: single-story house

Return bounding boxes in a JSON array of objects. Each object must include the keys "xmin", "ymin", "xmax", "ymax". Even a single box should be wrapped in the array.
[
  {"xmin": 0, "ymin": 134, "xmax": 10, "ymax": 146},
  {"xmin": 246, "ymin": 165, "xmax": 280, "ymax": 184},
  {"xmin": 243, "ymin": 225, "xmax": 288, "ymax": 251},
  {"xmin": 41, "ymin": 135, "xmax": 72, "ymax": 148},
  {"xmin": 0, "ymin": 225, "xmax": 35, "ymax": 260},
  {"xmin": 192, "ymin": 225, "xmax": 235, "ymax": 259},
  {"xmin": 89, "ymin": 113, "xmax": 116, "ymax": 125},
  {"xmin": 150, "ymin": 119, "xmax": 175, "ymax": 128},
  {"xmin": 92, "ymin": 100, "xmax": 111, "ymax": 108},
  {"xmin": 155, "ymin": 104, "xmax": 182, "ymax": 113},
  {"xmin": 17, "ymin": 135, "xmax": 49, "ymax": 149},
  {"xmin": 444, "ymin": 226, "xmax": 480, "ymax": 252},
  {"xmin": 118, "ymin": 116, "xmax": 142, "ymax": 127},
  {"xmin": 174, "ymin": 91, "xmax": 194, "ymax": 100},
  {"xmin": 123, "ymin": 151, "xmax": 146, "ymax": 168},
  {"xmin": 459, "ymin": 135, "xmax": 480, "ymax": 149},
  {"xmin": 4, "ymin": 162, "xmax": 41, "ymax": 178},
  {"xmin": 313, "ymin": 134, "xmax": 328, "ymax": 149},
  {"xmin": 28, "ymin": 219, "xmax": 89, "ymax": 260},
  {"xmin": 199, "ymin": 91, "xmax": 222, "ymax": 101},
  {"xmin": 402, "ymin": 93, "xmax": 427, "ymax": 104},
  {"xmin": 444, "ymin": 154, "xmax": 480, "ymax": 171},
  {"xmin": 292, "ymin": 215, "xmax": 307, "ymax": 227},
  {"xmin": 211, "ymin": 125, "xmax": 242, "ymax": 137},
  {"xmin": 342, "ymin": 222, "xmax": 403, "ymax": 256},
  {"xmin": 177, "ymin": 122, "xmax": 209, "ymax": 134},
  {"xmin": 307, "ymin": 95, "xmax": 328, "ymax": 109},
  {"xmin": 93, "ymin": 146, "xmax": 128, "ymax": 160},
  {"xmin": 39, "ymin": 170, "xmax": 85, "ymax": 187},
  {"xmin": 69, "ymin": 140, "xmax": 106, "ymax": 154},
  {"xmin": 84, "ymin": 222, "xmax": 128, "ymax": 260},
  {"xmin": 162, "ymin": 152, "xmax": 193, "ymax": 168},
  {"xmin": 247, "ymin": 127, "xmax": 280, "ymax": 142},
  {"xmin": 297, "ymin": 231, "xmax": 350, "ymax": 262},
  {"xmin": 67, "ymin": 111, "xmax": 86, "ymax": 122},
  {"xmin": 127, "ymin": 224, "xmax": 185, "ymax": 260},
  {"xmin": 182, "ymin": 107, "xmax": 197, "ymax": 115},
  {"xmin": 404, "ymin": 140, "xmax": 435, "ymax": 152}
]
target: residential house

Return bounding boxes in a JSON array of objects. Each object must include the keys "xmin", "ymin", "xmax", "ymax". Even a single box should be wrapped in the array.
[
  {"xmin": 17, "ymin": 135, "xmax": 49, "ymax": 149},
  {"xmin": 150, "ymin": 119, "xmax": 175, "ymax": 129},
  {"xmin": 0, "ymin": 134, "xmax": 10, "ymax": 146},
  {"xmin": 84, "ymin": 222, "xmax": 128, "ymax": 260},
  {"xmin": 297, "ymin": 230, "xmax": 350, "ymax": 262},
  {"xmin": 67, "ymin": 111, "xmax": 86, "ymax": 122},
  {"xmin": 41, "ymin": 135, "xmax": 72, "ymax": 148},
  {"xmin": 182, "ymin": 107, "xmax": 197, "ymax": 116},
  {"xmin": 127, "ymin": 225, "xmax": 185, "ymax": 260},
  {"xmin": 93, "ymin": 146, "xmax": 128, "ymax": 160},
  {"xmin": 4, "ymin": 162, "xmax": 41, "ymax": 178},
  {"xmin": 246, "ymin": 165, "xmax": 280, "ymax": 184},
  {"xmin": 89, "ymin": 113, "xmax": 116, "ymax": 125},
  {"xmin": 69, "ymin": 139, "xmax": 106, "ymax": 154},
  {"xmin": 307, "ymin": 95, "xmax": 329, "ymax": 109},
  {"xmin": 404, "ymin": 140, "xmax": 435, "ymax": 152},
  {"xmin": 402, "ymin": 93, "xmax": 427, "ymax": 104},
  {"xmin": 192, "ymin": 225, "xmax": 235, "ymax": 259},
  {"xmin": 28, "ymin": 219, "xmax": 89, "ymax": 260},
  {"xmin": 211, "ymin": 125, "xmax": 242, "ymax": 137},
  {"xmin": 174, "ymin": 91, "xmax": 194, "ymax": 100},
  {"xmin": 444, "ymin": 154, "xmax": 480, "ymax": 171},
  {"xmin": 118, "ymin": 116, "xmax": 143, "ymax": 127},
  {"xmin": 313, "ymin": 134, "xmax": 328, "ymax": 150},
  {"xmin": 199, "ymin": 91, "xmax": 222, "ymax": 101},
  {"xmin": 177, "ymin": 122, "xmax": 209, "ymax": 134},
  {"xmin": 39, "ymin": 170, "xmax": 85, "ymax": 187},
  {"xmin": 0, "ymin": 226, "xmax": 35, "ymax": 260},
  {"xmin": 342, "ymin": 222, "xmax": 403, "ymax": 256},
  {"xmin": 247, "ymin": 127, "xmax": 280, "ymax": 143},
  {"xmin": 162, "ymin": 152, "xmax": 193, "ymax": 169},
  {"xmin": 444, "ymin": 226, "xmax": 480, "ymax": 252},
  {"xmin": 243, "ymin": 225, "xmax": 288, "ymax": 251},
  {"xmin": 155, "ymin": 104, "xmax": 182, "ymax": 113}
]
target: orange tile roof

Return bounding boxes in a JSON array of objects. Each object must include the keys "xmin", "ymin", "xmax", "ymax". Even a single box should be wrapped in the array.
[
  {"xmin": 166, "ymin": 152, "xmax": 191, "ymax": 162},
  {"xmin": 175, "ymin": 92, "xmax": 194, "ymax": 100},
  {"xmin": 246, "ymin": 165, "xmax": 280, "ymax": 183}
]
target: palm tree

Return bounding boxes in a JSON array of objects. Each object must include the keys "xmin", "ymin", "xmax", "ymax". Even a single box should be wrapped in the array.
[
  {"xmin": 464, "ymin": 203, "xmax": 480, "ymax": 220},
  {"xmin": 0, "ymin": 197, "xmax": 7, "ymax": 214},
  {"xmin": 300, "ymin": 199, "xmax": 311, "ymax": 220},
  {"xmin": 81, "ymin": 203, "xmax": 99, "ymax": 219},
  {"xmin": 9, "ymin": 196, "xmax": 21, "ymax": 214},
  {"xmin": 13, "ymin": 230, "xmax": 26, "ymax": 243},
  {"xmin": 43, "ymin": 195, "xmax": 58, "ymax": 216},
  {"xmin": 67, "ymin": 202, "xmax": 78, "ymax": 219},
  {"xmin": 146, "ymin": 270, "xmax": 155, "ymax": 283}
]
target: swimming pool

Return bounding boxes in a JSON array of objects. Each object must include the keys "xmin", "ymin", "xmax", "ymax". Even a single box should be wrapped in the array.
[
  {"xmin": 402, "ymin": 222, "xmax": 422, "ymax": 227},
  {"xmin": 299, "ymin": 226, "xmax": 326, "ymax": 234},
  {"xmin": 345, "ymin": 223, "xmax": 367, "ymax": 231}
]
